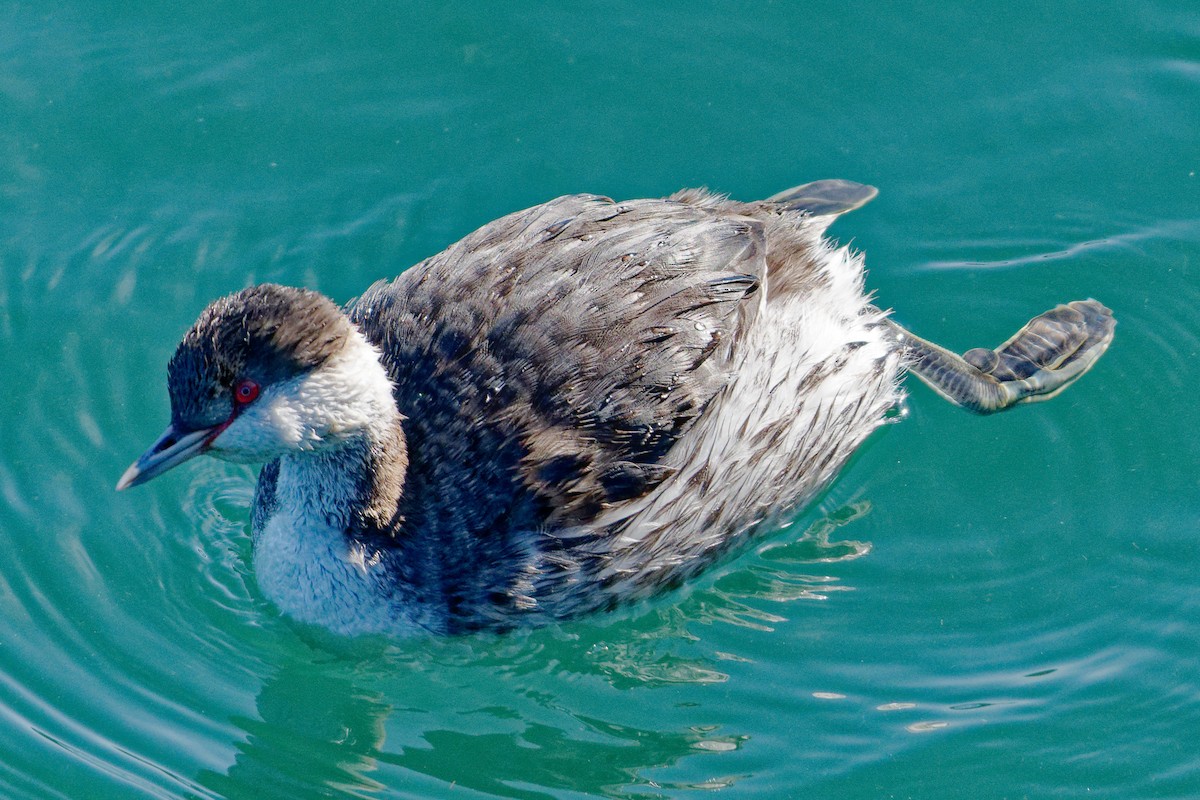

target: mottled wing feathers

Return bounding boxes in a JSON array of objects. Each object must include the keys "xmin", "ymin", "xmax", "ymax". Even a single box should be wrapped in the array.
[{"xmin": 346, "ymin": 193, "xmax": 765, "ymax": 528}]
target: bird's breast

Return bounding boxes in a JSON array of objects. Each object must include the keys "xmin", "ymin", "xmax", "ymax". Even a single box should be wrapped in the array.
[{"xmin": 252, "ymin": 489, "xmax": 425, "ymax": 636}]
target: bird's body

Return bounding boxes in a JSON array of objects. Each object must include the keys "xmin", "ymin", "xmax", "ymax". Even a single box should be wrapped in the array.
[
  {"xmin": 118, "ymin": 181, "xmax": 1115, "ymax": 636},
  {"xmin": 251, "ymin": 190, "xmax": 900, "ymax": 634}
]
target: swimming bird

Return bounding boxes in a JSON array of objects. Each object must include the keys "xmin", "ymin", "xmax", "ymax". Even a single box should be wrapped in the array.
[{"xmin": 117, "ymin": 181, "xmax": 1115, "ymax": 635}]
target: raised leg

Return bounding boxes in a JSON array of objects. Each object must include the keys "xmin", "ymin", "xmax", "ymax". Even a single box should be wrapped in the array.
[{"xmin": 887, "ymin": 300, "xmax": 1116, "ymax": 414}]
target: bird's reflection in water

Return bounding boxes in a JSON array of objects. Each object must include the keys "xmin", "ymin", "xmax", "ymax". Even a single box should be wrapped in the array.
[
  {"xmin": 195, "ymin": 649, "xmax": 747, "ymax": 798},
  {"xmin": 194, "ymin": 502, "xmax": 875, "ymax": 797}
]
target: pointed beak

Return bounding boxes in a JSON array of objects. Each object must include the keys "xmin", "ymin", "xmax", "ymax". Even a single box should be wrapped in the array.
[{"xmin": 115, "ymin": 423, "xmax": 216, "ymax": 491}]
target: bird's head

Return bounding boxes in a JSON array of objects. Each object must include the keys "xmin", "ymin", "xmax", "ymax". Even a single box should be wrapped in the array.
[{"xmin": 117, "ymin": 283, "xmax": 390, "ymax": 490}]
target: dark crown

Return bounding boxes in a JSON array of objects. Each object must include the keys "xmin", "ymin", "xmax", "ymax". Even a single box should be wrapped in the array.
[{"xmin": 166, "ymin": 284, "xmax": 352, "ymax": 429}]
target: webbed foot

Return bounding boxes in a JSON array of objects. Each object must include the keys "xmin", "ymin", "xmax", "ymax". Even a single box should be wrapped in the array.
[{"xmin": 888, "ymin": 300, "xmax": 1116, "ymax": 414}]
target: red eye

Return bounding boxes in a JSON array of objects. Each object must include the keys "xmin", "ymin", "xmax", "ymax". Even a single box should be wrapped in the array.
[{"xmin": 234, "ymin": 379, "xmax": 260, "ymax": 405}]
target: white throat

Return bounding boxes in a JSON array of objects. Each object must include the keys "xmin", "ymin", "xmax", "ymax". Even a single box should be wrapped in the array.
[{"xmin": 247, "ymin": 328, "xmax": 418, "ymax": 635}]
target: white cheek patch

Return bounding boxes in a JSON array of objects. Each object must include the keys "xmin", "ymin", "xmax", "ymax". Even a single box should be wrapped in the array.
[
  {"xmin": 206, "ymin": 329, "xmax": 395, "ymax": 463},
  {"xmin": 208, "ymin": 390, "xmax": 304, "ymax": 463},
  {"xmin": 263, "ymin": 389, "xmax": 306, "ymax": 447}
]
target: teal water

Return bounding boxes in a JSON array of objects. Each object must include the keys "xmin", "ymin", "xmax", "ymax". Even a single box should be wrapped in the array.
[{"xmin": 1, "ymin": 1, "xmax": 1198, "ymax": 797}]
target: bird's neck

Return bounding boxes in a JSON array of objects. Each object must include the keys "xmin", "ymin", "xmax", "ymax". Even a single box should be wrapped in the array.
[
  {"xmin": 275, "ymin": 331, "xmax": 408, "ymax": 538},
  {"xmin": 276, "ymin": 425, "xmax": 406, "ymax": 533},
  {"xmin": 255, "ymin": 407, "xmax": 414, "ymax": 637}
]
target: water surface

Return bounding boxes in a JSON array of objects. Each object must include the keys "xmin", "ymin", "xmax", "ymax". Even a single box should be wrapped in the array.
[{"xmin": 1, "ymin": 2, "xmax": 1198, "ymax": 797}]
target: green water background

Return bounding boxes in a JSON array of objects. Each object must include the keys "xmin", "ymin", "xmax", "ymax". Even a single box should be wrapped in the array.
[{"xmin": 1, "ymin": 2, "xmax": 1198, "ymax": 797}]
